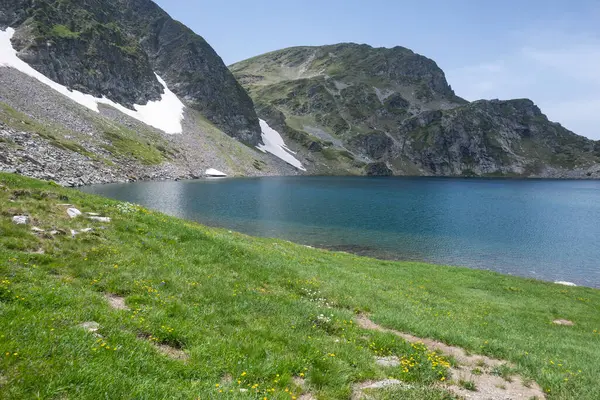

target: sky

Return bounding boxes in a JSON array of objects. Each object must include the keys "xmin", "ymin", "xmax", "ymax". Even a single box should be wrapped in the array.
[{"xmin": 154, "ymin": 0, "xmax": 600, "ymax": 140}]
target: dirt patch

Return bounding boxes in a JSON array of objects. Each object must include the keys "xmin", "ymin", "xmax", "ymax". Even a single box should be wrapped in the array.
[
  {"xmin": 553, "ymin": 319, "xmax": 574, "ymax": 326},
  {"xmin": 293, "ymin": 376, "xmax": 306, "ymax": 387},
  {"xmin": 105, "ymin": 293, "xmax": 129, "ymax": 311},
  {"xmin": 356, "ymin": 315, "xmax": 546, "ymax": 400},
  {"xmin": 298, "ymin": 394, "xmax": 317, "ymax": 400},
  {"xmin": 155, "ymin": 343, "xmax": 188, "ymax": 361},
  {"xmin": 352, "ymin": 379, "xmax": 413, "ymax": 400},
  {"xmin": 138, "ymin": 333, "xmax": 188, "ymax": 361}
]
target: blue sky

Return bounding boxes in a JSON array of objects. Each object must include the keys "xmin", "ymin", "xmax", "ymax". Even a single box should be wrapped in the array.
[{"xmin": 155, "ymin": 0, "xmax": 600, "ymax": 140}]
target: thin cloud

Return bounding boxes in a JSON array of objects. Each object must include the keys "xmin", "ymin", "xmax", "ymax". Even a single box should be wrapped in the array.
[{"xmin": 447, "ymin": 31, "xmax": 600, "ymax": 140}]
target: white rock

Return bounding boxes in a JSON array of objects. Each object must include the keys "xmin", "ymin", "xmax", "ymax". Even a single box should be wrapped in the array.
[
  {"xmin": 205, "ymin": 168, "xmax": 227, "ymax": 177},
  {"xmin": 79, "ymin": 321, "xmax": 100, "ymax": 333},
  {"xmin": 12, "ymin": 215, "xmax": 28, "ymax": 225},
  {"xmin": 86, "ymin": 212, "xmax": 100, "ymax": 216},
  {"xmin": 31, "ymin": 227, "xmax": 44, "ymax": 233},
  {"xmin": 89, "ymin": 216, "xmax": 111, "ymax": 223},
  {"xmin": 67, "ymin": 208, "xmax": 82, "ymax": 218},
  {"xmin": 375, "ymin": 356, "xmax": 400, "ymax": 367},
  {"xmin": 555, "ymin": 281, "xmax": 577, "ymax": 287}
]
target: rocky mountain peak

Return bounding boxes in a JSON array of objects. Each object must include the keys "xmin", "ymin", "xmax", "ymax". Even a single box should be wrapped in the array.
[
  {"xmin": 1, "ymin": 0, "xmax": 262, "ymax": 144},
  {"xmin": 230, "ymin": 43, "xmax": 599, "ymax": 178}
]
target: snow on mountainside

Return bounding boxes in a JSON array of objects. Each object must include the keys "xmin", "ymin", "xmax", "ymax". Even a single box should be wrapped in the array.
[
  {"xmin": 258, "ymin": 119, "xmax": 305, "ymax": 171},
  {"xmin": 0, "ymin": 28, "xmax": 185, "ymax": 134}
]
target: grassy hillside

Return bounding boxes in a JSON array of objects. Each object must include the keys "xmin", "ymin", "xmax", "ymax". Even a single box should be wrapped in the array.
[{"xmin": 1, "ymin": 173, "xmax": 599, "ymax": 399}]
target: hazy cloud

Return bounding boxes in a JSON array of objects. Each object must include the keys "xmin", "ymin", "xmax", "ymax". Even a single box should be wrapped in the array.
[{"xmin": 447, "ymin": 31, "xmax": 600, "ymax": 140}]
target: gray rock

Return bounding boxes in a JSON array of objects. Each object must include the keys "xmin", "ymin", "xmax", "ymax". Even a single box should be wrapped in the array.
[
  {"xmin": 79, "ymin": 321, "xmax": 100, "ymax": 333},
  {"xmin": 88, "ymin": 216, "xmax": 111, "ymax": 223},
  {"xmin": 67, "ymin": 208, "xmax": 82, "ymax": 218},
  {"xmin": 375, "ymin": 356, "xmax": 400, "ymax": 367},
  {"xmin": 12, "ymin": 215, "xmax": 28, "ymax": 225},
  {"xmin": 365, "ymin": 162, "xmax": 393, "ymax": 176},
  {"xmin": 5, "ymin": 0, "xmax": 262, "ymax": 144}
]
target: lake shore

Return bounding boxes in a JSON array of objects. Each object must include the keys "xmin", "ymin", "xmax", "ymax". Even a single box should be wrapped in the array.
[{"xmin": 2, "ymin": 172, "xmax": 600, "ymax": 399}]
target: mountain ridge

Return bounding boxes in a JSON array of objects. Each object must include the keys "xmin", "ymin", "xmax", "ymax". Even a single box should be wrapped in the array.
[{"xmin": 230, "ymin": 43, "xmax": 600, "ymax": 178}]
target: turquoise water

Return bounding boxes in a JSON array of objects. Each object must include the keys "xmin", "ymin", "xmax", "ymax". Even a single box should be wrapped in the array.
[{"xmin": 81, "ymin": 177, "xmax": 600, "ymax": 287}]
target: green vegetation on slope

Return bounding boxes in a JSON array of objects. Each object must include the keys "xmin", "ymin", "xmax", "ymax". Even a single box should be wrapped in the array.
[
  {"xmin": 0, "ymin": 103, "xmax": 97, "ymax": 160},
  {"xmin": 1, "ymin": 173, "xmax": 599, "ymax": 399},
  {"xmin": 231, "ymin": 46, "xmax": 600, "ymax": 177},
  {"xmin": 0, "ymin": 101, "xmax": 175, "ymax": 166}
]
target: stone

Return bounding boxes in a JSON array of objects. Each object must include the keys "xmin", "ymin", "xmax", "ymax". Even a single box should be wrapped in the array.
[
  {"xmin": 375, "ymin": 356, "xmax": 400, "ymax": 367},
  {"xmin": 88, "ymin": 216, "xmax": 111, "ymax": 223},
  {"xmin": 12, "ymin": 215, "xmax": 28, "ymax": 225},
  {"xmin": 553, "ymin": 319, "xmax": 575, "ymax": 326},
  {"xmin": 365, "ymin": 162, "xmax": 393, "ymax": 176},
  {"xmin": 67, "ymin": 208, "xmax": 82, "ymax": 218},
  {"xmin": 79, "ymin": 321, "xmax": 100, "ymax": 333}
]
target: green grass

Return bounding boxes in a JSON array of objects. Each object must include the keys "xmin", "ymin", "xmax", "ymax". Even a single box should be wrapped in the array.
[
  {"xmin": 100, "ymin": 125, "xmax": 166, "ymax": 166},
  {"xmin": 0, "ymin": 101, "xmax": 176, "ymax": 167},
  {"xmin": 49, "ymin": 24, "xmax": 80, "ymax": 39},
  {"xmin": 458, "ymin": 380, "xmax": 476, "ymax": 391},
  {"xmin": 0, "ymin": 103, "xmax": 96, "ymax": 160},
  {"xmin": 1, "ymin": 173, "xmax": 600, "ymax": 399}
]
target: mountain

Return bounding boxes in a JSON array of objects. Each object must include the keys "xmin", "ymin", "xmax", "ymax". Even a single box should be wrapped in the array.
[
  {"xmin": 0, "ymin": 0, "xmax": 304, "ymax": 185},
  {"xmin": 230, "ymin": 44, "xmax": 600, "ymax": 178},
  {"xmin": 1, "ymin": 0, "xmax": 260, "ymax": 143}
]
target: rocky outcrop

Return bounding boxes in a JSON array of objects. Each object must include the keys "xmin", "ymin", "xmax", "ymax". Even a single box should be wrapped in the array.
[
  {"xmin": 231, "ymin": 45, "xmax": 600, "ymax": 177},
  {"xmin": 0, "ymin": 124, "xmax": 186, "ymax": 186},
  {"xmin": 393, "ymin": 99, "xmax": 600, "ymax": 177},
  {"xmin": 2, "ymin": 0, "xmax": 261, "ymax": 145},
  {"xmin": 365, "ymin": 162, "xmax": 393, "ymax": 176}
]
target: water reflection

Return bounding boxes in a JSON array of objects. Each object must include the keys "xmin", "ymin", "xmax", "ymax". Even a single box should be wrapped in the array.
[{"xmin": 81, "ymin": 177, "xmax": 600, "ymax": 287}]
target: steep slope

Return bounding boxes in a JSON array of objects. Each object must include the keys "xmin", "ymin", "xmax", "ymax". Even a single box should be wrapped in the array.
[
  {"xmin": 231, "ymin": 45, "xmax": 600, "ymax": 177},
  {"xmin": 0, "ymin": 0, "xmax": 306, "ymax": 184},
  {"xmin": 1, "ymin": 0, "xmax": 260, "ymax": 144}
]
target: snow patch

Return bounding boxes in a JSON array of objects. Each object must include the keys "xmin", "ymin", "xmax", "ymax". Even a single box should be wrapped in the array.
[
  {"xmin": 0, "ymin": 28, "xmax": 185, "ymax": 134},
  {"xmin": 205, "ymin": 168, "xmax": 227, "ymax": 177},
  {"xmin": 258, "ymin": 119, "xmax": 305, "ymax": 171},
  {"xmin": 555, "ymin": 281, "xmax": 577, "ymax": 287}
]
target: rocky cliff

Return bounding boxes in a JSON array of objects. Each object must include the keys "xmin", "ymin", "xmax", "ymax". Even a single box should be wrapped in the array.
[
  {"xmin": 230, "ymin": 44, "xmax": 600, "ymax": 177},
  {"xmin": 1, "ymin": 0, "xmax": 261, "ymax": 145}
]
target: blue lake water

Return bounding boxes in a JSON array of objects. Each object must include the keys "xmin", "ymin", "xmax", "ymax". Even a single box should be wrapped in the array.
[{"xmin": 81, "ymin": 177, "xmax": 600, "ymax": 288}]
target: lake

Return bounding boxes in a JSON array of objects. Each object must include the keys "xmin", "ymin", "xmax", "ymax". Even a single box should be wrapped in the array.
[{"xmin": 81, "ymin": 176, "xmax": 600, "ymax": 288}]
